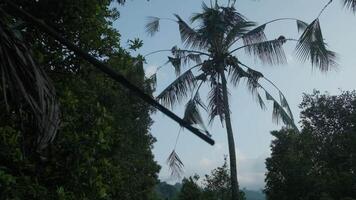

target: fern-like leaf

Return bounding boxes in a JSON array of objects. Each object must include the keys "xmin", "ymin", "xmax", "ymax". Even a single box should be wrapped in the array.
[{"xmin": 167, "ymin": 150, "xmax": 184, "ymax": 179}]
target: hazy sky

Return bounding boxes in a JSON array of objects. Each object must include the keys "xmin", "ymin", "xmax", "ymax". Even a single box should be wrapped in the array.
[{"xmin": 115, "ymin": 0, "xmax": 356, "ymax": 189}]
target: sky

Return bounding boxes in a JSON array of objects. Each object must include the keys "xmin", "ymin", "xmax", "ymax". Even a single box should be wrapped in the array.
[{"xmin": 114, "ymin": 0, "xmax": 356, "ymax": 190}]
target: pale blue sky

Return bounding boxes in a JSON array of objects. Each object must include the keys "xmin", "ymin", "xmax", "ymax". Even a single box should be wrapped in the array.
[{"xmin": 114, "ymin": 0, "xmax": 356, "ymax": 189}]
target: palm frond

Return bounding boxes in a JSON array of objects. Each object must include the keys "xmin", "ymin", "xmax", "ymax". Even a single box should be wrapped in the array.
[
  {"xmin": 244, "ymin": 38, "xmax": 287, "ymax": 65},
  {"xmin": 257, "ymin": 93, "xmax": 266, "ymax": 110},
  {"xmin": 167, "ymin": 150, "xmax": 184, "ymax": 179},
  {"xmin": 228, "ymin": 60, "xmax": 248, "ymax": 86},
  {"xmin": 225, "ymin": 21, "xmax": 256, "ymax": 47},
  {"xmin": 145, "ymin": 16, "xmax": 160, "ymax": 36},
  {"xmin": 242, "ymin": 24, "xmax": 267, "ymax": 45},
  {"xmin": 187, "ymin": 53, "xmax": 202, "ymax": 64},
  {"xmin": 183, "ymin": 94, "xmax": 205, "ymax": 127},
  {"xmin": 296, "ymin": 20, "xmax": 308, "ymax": 33},
  {"xmin": 220, "ymin": 6, "xmax": 247, "ymax": 25},
  {"xmin": 208, "ymin": 82, "xmax": 225, "ymax": 123},
  {"xmin": 343, "ymin": 0, "xmax": 356, "ymax": 13},
  {"xmin": 170, "ymin": 46, "xmax": 203, "ymax": 68},
  {"xmin": 279, "ymin": 92, "xmax": 294, "ymax": 121},
  {"xmin": 0, "ymin": 19, "xmax": 60, "ymax": 150},
  {"xmin": 245, "ymin": 68, "xmax": 266, "ymax": 110},
  {"xmin": 156, "ymin": 70, "xmax": 196, "ymax": 108},
  {"xmin": 295, "ymin": 19, "xmax": 337, "ymax": 71},
  {"xmin": 246, "ymin": 68, "xmax": 263, "ymax": 92},
  {"xmin": 168, "ymin": 56, "xmax": 181, "ymax": 76},
  {"xmin": 265, "ymin": 90, "xmax": 298, "ymax": 131},
  {"xmin": 174, "ymin": 14, "xmax": 207, "ymax": 49}
]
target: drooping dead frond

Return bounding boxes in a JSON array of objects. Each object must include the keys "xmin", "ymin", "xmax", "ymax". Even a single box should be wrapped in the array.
[
  {"xmin": 145, "ymin": 16, "xmax": 160, "ymax": 36},
  {"xmin": 208, "ymin": 82, "xmax": 226, "ymax": 123},
  {"xmin": 156, "ymin": 70, "xmax": 196, "ymax": 108},
  {"xmin": 295, "ymin": 19, "xmax": 337, "ymax": 72},
  {"xmin": 343, "ymin": 0, "xmax": 356, "ymax": 13},
  {"xmin": 0, "ymin": 18, "xmax": 60, "ymax": 150},
  {"xmin": 244, "ymin": 38, "xmax": 287, "ymax": 65},
  {"xmin": 167, "ymin": 150, "xmax": 184, "ymax": 179}
]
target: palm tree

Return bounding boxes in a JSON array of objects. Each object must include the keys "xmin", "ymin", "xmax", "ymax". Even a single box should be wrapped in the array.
[{"xmin": 145, "ymin": 1, "xmax": 336, "ymax": 199}]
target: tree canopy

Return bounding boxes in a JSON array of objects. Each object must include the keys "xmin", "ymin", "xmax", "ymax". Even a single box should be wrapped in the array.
[
  {"xmin": 0, "ymin": 0, "xmax": 160, "ymax": 199},
  {"xmin": 265, "ymin": 91, "xmax": 356, "ymax": 200}
]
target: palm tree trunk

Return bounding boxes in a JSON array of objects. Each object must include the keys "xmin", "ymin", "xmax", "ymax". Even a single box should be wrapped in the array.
[{"xmin": 221, "ymin": 70, "xmax": 240, "ymax": 200}]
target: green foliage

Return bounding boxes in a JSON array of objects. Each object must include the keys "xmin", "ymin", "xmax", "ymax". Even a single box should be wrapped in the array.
[
  {"xmin": 265, "ymin": 91, "xmax": 356, "ymax": 200},
  {"xmin": 155, "ymin": 181, "xmax": 182, "ymax": 200},
  {"xmin": 173, "ymin": 159, "xmax": 245, "ymax": 200},
  {"xmin": 0, "ymin": 0, "xmax": 160, "ymax": 199},
  {"xmin": 178, "ymin": 175, "xmax": 202, "ymax": 200}
]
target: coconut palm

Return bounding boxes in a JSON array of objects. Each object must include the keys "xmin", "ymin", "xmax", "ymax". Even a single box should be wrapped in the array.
[{"xmin": 145, "ymin": 1, "xmax": 336, "ymax": 199}]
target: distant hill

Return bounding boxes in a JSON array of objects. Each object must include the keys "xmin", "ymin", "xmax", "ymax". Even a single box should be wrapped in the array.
[
  {"xmin": 243, "ymin": 189, "xmax": 266, "ymax": 200},
  {"xmin": 155, "ymin": 182, "xmax": 181, "ymax": 199}
]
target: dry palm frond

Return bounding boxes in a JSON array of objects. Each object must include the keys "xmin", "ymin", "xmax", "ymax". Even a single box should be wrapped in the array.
[
  {"xmin": 0, "ymin": 18, "xmax": 60, "ymax": 151},
  {"xmin": 208, "ymin": 82, "xmax": 225, "ymax": 123},
  {"xmin": 156, "ymin": 69, "xmax": 196, "ymax": 108},
  {"xmin": 167, "ymin": 150, "xmax": 184, "ymax": 179},
  {"xmin": 227, "ymin": 57, "xmax": 248, "ymax": 86},
  {"xmin": 295, "ymin": 19, "xmax": 337, "ymax": 72}
]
